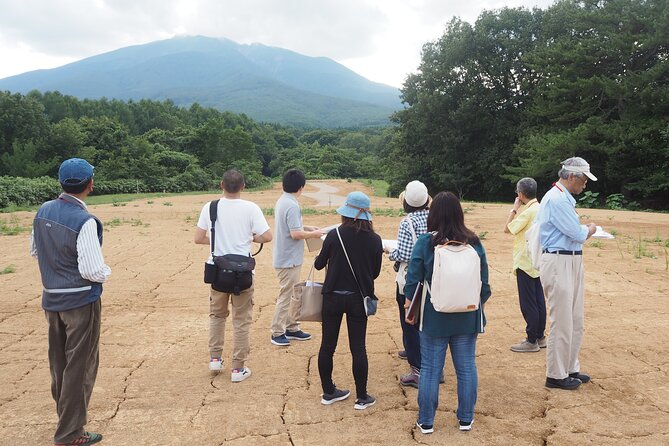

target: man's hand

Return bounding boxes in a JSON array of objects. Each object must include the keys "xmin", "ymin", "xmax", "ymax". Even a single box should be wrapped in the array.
[
  {"xmin": 586, "ymin": 223, "xmax": 597, "ymax": 239},
  {"xmin": 513, "ymin": 196, "xmax": 522, "ymax": 211}
]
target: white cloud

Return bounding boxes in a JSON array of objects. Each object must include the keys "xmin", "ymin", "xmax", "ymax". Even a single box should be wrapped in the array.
[{"xmin": 0, "ymin": 0, "xmax": 556, "ymax": 87}]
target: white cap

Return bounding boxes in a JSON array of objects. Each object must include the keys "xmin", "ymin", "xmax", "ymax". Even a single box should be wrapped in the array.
[
  {"xmin": 401, "ymin": 180, "xmax": 430, "ymax": 207},
  {"xmin": 561, "ymin": 157, "xmax": 598, "ymax": 181}
]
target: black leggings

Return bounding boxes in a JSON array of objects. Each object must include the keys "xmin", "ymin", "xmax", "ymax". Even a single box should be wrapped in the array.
[{"xmin": 318, "ymin": 292, "xmax": 368, "ymax": 399}]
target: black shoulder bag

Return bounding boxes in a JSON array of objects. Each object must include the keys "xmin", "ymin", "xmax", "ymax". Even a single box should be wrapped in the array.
[{"xmin": 203, "ymin": 199, "xmax": 263, "ymax": 295}]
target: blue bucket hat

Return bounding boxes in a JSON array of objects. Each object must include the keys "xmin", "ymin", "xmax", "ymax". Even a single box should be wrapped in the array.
[
  {"xmin": 58, "ymin": 158, "xmax": 94, "ymax": 185},
  {"xmin": 337, "ymin": 191, "xmax": 372, "ymax": 221}
]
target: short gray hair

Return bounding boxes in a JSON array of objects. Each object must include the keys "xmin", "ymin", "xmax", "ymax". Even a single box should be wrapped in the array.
[
  {"xmin": 558, "ymin": 157, "xmax": 588, "ymax": 180},
  {"xmin": 516, "ymin": 177, "xmax": 537, "ymax": 199}
]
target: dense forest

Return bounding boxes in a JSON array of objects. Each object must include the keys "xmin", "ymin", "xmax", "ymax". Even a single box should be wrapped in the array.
[{"xmin": 1, "ymin": 0, "xmax": 667, "ymax": 209}]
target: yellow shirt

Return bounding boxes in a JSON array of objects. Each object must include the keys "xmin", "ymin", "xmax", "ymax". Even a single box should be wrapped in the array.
[{"xmin": 507, "ymin": 199, "xmax": 540, "ymax": 278}]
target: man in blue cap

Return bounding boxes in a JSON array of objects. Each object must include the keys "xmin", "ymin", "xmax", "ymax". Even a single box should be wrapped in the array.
[{"xmin": 31, "ymin": 158, "xmax": 111, "ymax": 446}]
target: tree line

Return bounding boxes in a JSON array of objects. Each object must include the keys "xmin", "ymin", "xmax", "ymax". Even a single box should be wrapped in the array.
[
  {"xmin": 389, "ymin": 0, "xmax": 668, "ymax": 209},
  {"xmin": 0, "ymin": 91, "xmax": 390, "ymax": 207},
  {"xmin": 1, "ymin": 0, "xmax": 667, "ymax": 209}
]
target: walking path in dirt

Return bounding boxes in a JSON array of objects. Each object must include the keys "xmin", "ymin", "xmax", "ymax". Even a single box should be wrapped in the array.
[
  {"xmin": 1, "ymin": 179, "xmax": 668, "ymax": 445},
  {"xmin": 302, "ymin": 181, "xmax": 347, "ymax": 207}
]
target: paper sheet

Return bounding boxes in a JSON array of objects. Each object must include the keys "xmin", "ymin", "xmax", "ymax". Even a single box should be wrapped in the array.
[
  {"xmin": 382, "ymin": 239, "xmax": 398, "ymax": 252},
  {"xmin": 592, "ymin": 226, "xmax": 615, "ymax": 239}
]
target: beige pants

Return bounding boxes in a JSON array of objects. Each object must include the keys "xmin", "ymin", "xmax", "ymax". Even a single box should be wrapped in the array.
[
  {"xmin": 271, "ymin": 266, "xmax": 302, "ymax": 337},
  {"xmin": 541, "ymin": 253, "xmax": 585, "ymax": 379},
  {"xmin": 209, "ymin": 286, "xmax": 254, "ymax": 369}
]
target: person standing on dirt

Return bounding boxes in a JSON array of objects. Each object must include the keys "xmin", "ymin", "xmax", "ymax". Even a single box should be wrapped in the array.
[
  {"xmin": 194, "ymin": 169, "xmax": 272, "ymax": 382},
  {"xmin": 270, "ymin": 169, "xmax": 324, "ymax": 347},
  {"xmin": 539, "ymin": 157, "xmax": 597, "ymax": 390},
  {"xmin": 385, "ymin": 180, "xmax": 430, "ymax": 388},
  {"xmin": 504, "ymin": 177, "xmax": 546, "ymax": 353},
  {"xmin": 31, "ymin": 158, "xmax": 110, "ymax": 446},
  {"xmin": 314, "ymin": 191, "xmax": 383, "ymax": 410}
]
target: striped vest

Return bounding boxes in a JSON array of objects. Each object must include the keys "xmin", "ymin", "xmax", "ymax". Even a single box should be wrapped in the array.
[{"xmin": 33, "ymin": 193, "xmax": 103, "ymax": 311}]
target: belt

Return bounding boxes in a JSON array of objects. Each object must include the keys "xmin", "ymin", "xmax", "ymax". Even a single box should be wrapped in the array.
[{"xmin": 542, "ymin": 249, "xmax": 582, "ymax": 255}]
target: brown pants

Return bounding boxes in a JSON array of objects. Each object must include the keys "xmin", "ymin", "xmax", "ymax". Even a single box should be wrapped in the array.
[
  {"xmin": 271, "ymin": 266, "xmax": 302, "ymax": 337},
  {"xmin": 209, "ymin": 286, "xmax": 254, "ymax": 369},
  {"xmin": 45, "ymin": 299, "xmax": 101, "ymax": 444}
]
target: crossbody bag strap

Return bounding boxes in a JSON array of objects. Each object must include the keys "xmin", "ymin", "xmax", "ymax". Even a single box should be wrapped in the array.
[
  {"xmin": 335, "ymin": 227, "xmax": 365, "ymax": 297},
  {"xmin": 209, "ymin": 199, "xmax": 220, "ymax": 258}
]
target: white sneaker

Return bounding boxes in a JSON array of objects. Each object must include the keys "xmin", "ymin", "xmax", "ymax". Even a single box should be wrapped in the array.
[
  {"xmin": 231, "ymin": 367, "xmax": 252, "ymax": 382},
  {"xmin": 209, "ymin": 358, "xmax": 222, "ymax": 373}
]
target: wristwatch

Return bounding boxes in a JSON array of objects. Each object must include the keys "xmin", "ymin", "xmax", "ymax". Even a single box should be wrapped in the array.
[{"xmin": 509, "ymin": 209, "xmax": 517, "ymax": 214}]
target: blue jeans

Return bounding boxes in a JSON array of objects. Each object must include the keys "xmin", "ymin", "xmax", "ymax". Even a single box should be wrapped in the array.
[
  {"xmin": 396, "ymin": 285, "xmax": 421, "ymax": 369},
  {"xmin": 417, "ymin": 332, "xmax": 477, "ymax": 426}
]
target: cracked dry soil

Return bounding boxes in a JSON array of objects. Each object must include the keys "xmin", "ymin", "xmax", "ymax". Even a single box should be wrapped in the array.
[{"xmin": 1, "ymin": 180, "xmax": 668, "ymax": 445}]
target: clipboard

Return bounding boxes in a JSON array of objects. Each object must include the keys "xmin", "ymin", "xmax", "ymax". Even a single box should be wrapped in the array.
[{"xmin": 406, "ymin": 282, "xmax": 423, "ymax": 325}]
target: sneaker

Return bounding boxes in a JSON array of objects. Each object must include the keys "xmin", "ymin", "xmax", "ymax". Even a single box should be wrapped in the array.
[
  {"xmin": 398, "ymin": 350, "xmax": 407, "ymax": 360},
  {"xmin": 271, "ymin": 334, "xmax": 290, "ymax": 346},
  {"xmin": 538, "ymin": 336, "xmax": 547, "ymax": 348},
  {"xmin": 354, "ymin": 394, "xmax": 376, "ymax": 410},
  {"xmin": 285, "ymin": 330, "xmax": 312, "ymax": 341},
  {"xmin": 400, "ymin": 367, "xmax": 420, "ymax": 388},
  {"xmin": 545, "ymin": 377, "xmax": 581, "ymax": 390},
  {"xmin": 209, "ymin": 357, "xmax": 222, "ymax": 373},
  {"xmin": 510, "ymin": 340, "xmax": 540, "ymax": 353},
  {"xmin": 569, "ymin": 372, "xmax": 591, "ymax": 383},
  {"xmin": 415, "ymin": 421, "xmax": 434, "ymax": 434},
  {"xmin": 321, "ymin": 388, "xmax": 351, "ymax": 405},
  {"xmin": 54, "ymin": 432, "xmax": 103, "ymax": 446},
  {"xmin": 231, "ymin": 367, "xmax": 252, "ymax": 382},
  {"xmin": 459, "ymin": 420, "xmax": 473, "ymax": 431}
]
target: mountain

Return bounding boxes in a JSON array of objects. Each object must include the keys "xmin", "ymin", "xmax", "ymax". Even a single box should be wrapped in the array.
[{"xmin": 0, "ymin": 36, "xmax": 401, "ymax": 127}]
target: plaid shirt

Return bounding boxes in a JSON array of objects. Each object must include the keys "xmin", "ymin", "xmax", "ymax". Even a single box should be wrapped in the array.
[{"xmin": 388, "ymin": 209, "xmax": 429, "ymax": 262}]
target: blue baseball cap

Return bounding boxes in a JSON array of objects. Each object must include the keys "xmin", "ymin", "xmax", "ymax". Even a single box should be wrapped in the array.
[
  {"xmin": 337, "ymin": 191, "xmax": 372, "ymax": 221},
  {"xmin": 58, "ymin": 158, "xmax": 94, "ymax": 185}
]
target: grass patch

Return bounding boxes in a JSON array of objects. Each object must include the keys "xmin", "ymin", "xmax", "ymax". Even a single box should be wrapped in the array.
[
  {"xmin": 478, "ymin": 231, "xmax": 488, "ymax": 240},
  {"xmin": 105, "ymin": 217, "xmax": 149, "ymax": 228},
  {"xmin": 163, "ymin": 202, "xmax": 173, "ymax": 207},
  {"xmin": 589, "ymin": 240, "xmax": 603, "ymax": 248},
  {"xmin": 0, "ymin": 216, "xmax": 27, "ymax": 235},
  {"xmin": 0, "ymin": 264, "xmax": 15, "ymax": 275},
  {"xmin": 361, "ymin": 179, "xmax": 390, "ymax": 197}
]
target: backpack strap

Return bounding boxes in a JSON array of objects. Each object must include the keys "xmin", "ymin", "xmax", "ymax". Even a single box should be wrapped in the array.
[
  {"xmin": 406, "ymin": 215, "xmax": 417, "ymax": 243},
  {"xmin": 209, "ymin": 199, "xmax": 219, "ymax": 258}
]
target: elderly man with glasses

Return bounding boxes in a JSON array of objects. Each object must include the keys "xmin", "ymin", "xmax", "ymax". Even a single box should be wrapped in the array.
[
  {"xmin": 537, "ymin": 157, "xmax": 597, "ymax": 390},
  {"xmin": 504, "ymin": 177, "xmax": 546, "ymax": 353}
]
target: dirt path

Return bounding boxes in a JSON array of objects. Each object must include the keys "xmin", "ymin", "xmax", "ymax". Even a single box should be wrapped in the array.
[
  {"xmin": 302, "ymin": 181, "xmax": 347, "ymax": 207},
  {"xmin": 1, "ymin": 179, "xmax": 668, "ymax": 445}
]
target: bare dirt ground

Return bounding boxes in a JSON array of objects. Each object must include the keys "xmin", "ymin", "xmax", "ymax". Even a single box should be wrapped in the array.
[{"xmin": 1, "ymin": 179, "xmax": 668, "ymax": 445}]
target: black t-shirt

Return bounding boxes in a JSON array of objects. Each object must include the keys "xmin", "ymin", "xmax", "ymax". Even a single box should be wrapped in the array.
[{"xmin": 314, "ymin": 226, "xmax": 383, "ymax": 297}]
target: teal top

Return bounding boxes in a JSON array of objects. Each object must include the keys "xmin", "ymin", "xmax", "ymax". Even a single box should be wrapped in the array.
[{"xmin": 404, "ymin": 233, "xmax": 491, "ymax": 337}]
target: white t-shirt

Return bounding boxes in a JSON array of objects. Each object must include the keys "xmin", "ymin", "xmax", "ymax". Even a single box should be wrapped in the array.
[{"xmin": 197, "ymin": 198, "xmax": 270, "ymax": 259}]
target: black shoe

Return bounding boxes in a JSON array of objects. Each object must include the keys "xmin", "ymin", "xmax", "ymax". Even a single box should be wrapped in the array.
[
  {"xmin": 398, "ymin": 350, "xmax": 407, "ymax": 360},
  {"xmin": 545, "ymin": 377, "xmax": 581, "ymax": 390},
  {"xmin": 569, "ymin": 372, "xmax": 591, "ymax": 383},
  {"xmin": 354, "ymin": 394, "xmax": 376, "ymax": 410},
  {"xmin": 321, "ymin": 388, "xmax": 350, "ymax": 405},
  {"xmin": 415, "ymin": 421, "xmax": 434, "ymax": 434}
]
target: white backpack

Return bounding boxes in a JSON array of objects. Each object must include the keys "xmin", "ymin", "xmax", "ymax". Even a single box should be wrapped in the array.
[
  {"xmin": 525, "ymin": 208, "xmax": 543, "ymax": 271},
  {"xmin": 426, "ymin": 240, "xmax": 482, "ymax": 313}
]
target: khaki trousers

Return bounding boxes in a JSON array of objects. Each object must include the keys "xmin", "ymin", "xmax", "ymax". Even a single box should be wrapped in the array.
[
  {"xmin": 45, "ymin": 300, "xmax": 101, "ymax": 444},
  {"xmin": 209, "ymin": 286, "xmax": 254, "ymax": 369},
  {"xmin": 270, "ymin": 266, "xmax": 302, "ymax": 337},
  {"xmin": 541, "ymin": 253, "xmax": 585, "ymax": 379}
]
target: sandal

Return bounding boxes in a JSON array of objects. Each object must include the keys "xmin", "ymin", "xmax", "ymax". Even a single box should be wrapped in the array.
[{"xmin": 54, "ymin": 432, "xmax": 103, "ymax": 446}]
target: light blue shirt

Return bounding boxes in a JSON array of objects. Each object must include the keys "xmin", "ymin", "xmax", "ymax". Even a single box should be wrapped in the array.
[{"xmin": 538, "ymin": 183, "xmax": 588, "ymax": 251}]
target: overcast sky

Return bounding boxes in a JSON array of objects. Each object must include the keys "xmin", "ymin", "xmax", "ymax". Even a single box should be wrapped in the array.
[{"xmin": 0, "ymin": 0, "xmax": 555, "ymax": 88}]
